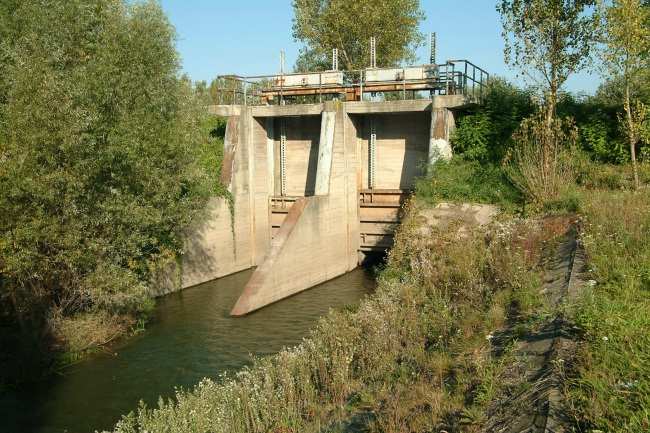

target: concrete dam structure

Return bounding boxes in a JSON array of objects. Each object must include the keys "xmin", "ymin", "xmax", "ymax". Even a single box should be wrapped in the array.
[
  {"xmin": 157, "ymin": 44, "xmax": 489, "ymax": 315},
  {"xmin": 168, "ymin": 96, "xmax": 475, "ymax": 316}
]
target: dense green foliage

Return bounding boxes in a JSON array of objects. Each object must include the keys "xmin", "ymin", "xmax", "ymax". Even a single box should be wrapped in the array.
[
  {"xmin": 0, "ymin": 0, "xmax": 217, "ymax": 374},
  {"xmin": 291, "ymin": 0, "xmax": 425, "ymax": 71},
  {"xmin": 416, "ymin": 158, "xmax": 524, "ymax": 213},
  {"xmin": 451, "ymin": 78, "xmax": 535, "ymax": 163},
  {"xmin": 451, "ymin": 79, "xmax": 649, "ymax": 165}
]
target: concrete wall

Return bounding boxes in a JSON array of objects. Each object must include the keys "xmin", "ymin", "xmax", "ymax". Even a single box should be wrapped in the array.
[
  {"xmin": 231, "ymin": 102, "xmax": 359, "ymax": 315},
  {"xmin": 155, "ymin": 97, "xmax": 462, "ymax": 309},
  {"xmin": 355, "ymin": 112, "xmax": 431, "ymax": 190},
  {"xmin": 273, "ymin": 116, "xmax": 321, "ymax": 196}
]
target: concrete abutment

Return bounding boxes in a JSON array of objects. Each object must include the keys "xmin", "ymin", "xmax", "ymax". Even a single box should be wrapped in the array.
[{"xmin": 156, "ymin": 97, "xmax": 470, "ymax": 315}]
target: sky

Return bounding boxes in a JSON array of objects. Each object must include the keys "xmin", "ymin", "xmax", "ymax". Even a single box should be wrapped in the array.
[{"xmin": 160, "ymin": 0, "xmax": 603, "ymax": 95}]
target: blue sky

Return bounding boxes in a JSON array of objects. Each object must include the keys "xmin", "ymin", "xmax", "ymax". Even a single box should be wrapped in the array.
[{"xmin": 160, "ymin": 0, "xmax": 602, "ymax": 95}]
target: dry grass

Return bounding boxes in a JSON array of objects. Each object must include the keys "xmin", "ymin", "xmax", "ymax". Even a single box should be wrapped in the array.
[
  {"xmin": 50, "ymin": 310, "xmax": 136, "ymax": 361},
  {"xmin": 504, "ymin": 112, "xmax": 578, "ymax": 205}
]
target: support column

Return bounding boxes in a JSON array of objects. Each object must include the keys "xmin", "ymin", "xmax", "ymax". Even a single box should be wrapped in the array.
[{"xmin": 314, "ymin": 110, "xmax": 336, "ymax": 196}]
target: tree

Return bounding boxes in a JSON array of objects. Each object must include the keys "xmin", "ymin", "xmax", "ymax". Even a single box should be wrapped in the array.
[
  {"xmin": 292, "ymin": 0, "xmax": 425, "ymax": 71},
  {"xmin": 602, "ymin": 0, "xmax": 650, "ymax": 189},
  {"xmin": 0, "ymin": 0, "xmax": 213, "ymax": 356},
  {"xmin": 497, "ymin": 0, "xmax": 601, "ymax": 126}
]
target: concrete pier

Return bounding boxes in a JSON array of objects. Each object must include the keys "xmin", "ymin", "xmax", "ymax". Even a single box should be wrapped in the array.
[{"xmin": 160, "ymin": 96, "xmax": 473, "ymax": 315}]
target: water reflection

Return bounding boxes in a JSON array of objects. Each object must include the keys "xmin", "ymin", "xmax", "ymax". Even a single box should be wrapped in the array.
[{"xmin": 1, "ymin": 269, "xmax": 374, "ymax": 433}]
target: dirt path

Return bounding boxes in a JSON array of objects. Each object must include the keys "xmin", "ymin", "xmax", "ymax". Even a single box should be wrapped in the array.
[{"xmin": 483, "ymin": 225, "xmax": 586, "ymax": 433}]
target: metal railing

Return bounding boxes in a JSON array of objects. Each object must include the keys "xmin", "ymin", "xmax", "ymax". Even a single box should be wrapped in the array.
[{"xmin": 211, "ymin": 59, "xmax": 489, "ymax": 106}]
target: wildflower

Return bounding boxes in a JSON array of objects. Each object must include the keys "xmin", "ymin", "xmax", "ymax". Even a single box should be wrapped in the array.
[
  {"xmin": 602, "ymin": 336, "xmax": 609, "ymax": 342},
  {"xmin": 486, "ymin": 333, "xmax": 494, "ymax": 341}
]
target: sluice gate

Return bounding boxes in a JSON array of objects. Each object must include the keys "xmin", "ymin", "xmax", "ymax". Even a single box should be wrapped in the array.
[
  {"xmin": 155, "ymin": 36, "xmax": 488, "ymax": 314},
  {"xmin": 160, "ymin": 98, "xmax": 475, "ymax": 315}
]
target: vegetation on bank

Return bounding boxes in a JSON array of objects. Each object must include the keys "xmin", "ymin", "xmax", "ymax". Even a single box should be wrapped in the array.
[
  {"xmin": 107, "ymin": 154, "xmax": 650, "ymax": 433},
  {"xmin": 112, "ymin": 186, "xmax": 551, "ymax": 433},
  {"xmin": 567, "ymin": 189, "xmax": 650, "ymax": 432},
  {"xmin": 0, "ymin": 0, "xmax": 224, "ymax": 383},
  {"xmin": 109, "ymin": 0, "xmax": 650, "ymax": 428}
]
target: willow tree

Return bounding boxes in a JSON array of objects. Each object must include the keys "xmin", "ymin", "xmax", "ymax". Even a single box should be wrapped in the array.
[
  {"xmin": 292, "ymin": 0, "xmax": 425, "ymax": 71},
  {"xmin": 497, "ymin": 0, "xmax": 600, "ymax": 125},
  {"xmin": 0, "ymin": 0, "xmax": 212, "ymax": 353},
  {"xmin": 602, "ymin": 0, "xmax": 650, "ymax": 189}
]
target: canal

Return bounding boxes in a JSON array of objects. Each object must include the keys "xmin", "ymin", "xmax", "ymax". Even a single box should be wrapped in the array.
[{"xmin": 1, "ymin": 269, "xmax": 375, "ymax": 433}]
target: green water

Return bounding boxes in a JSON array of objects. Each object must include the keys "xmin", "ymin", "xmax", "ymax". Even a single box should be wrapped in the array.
[{"xmin": 1, "ymin": 269, "xmax": 375, "ymax": 433}]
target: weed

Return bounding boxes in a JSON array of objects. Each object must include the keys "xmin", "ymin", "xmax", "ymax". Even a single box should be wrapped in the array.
[{"xmin": 566, "ymin": 189, "xmax": 650, "ymax": 432}]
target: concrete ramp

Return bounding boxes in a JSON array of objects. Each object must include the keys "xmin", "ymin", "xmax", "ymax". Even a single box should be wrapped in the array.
[
  {"xmin": 231, "ymin": 198, "xmax": 308, "ymax": 316},
  {"xmin": 231, "ymin": 194, "xmax": 354, "ymax": 316}
]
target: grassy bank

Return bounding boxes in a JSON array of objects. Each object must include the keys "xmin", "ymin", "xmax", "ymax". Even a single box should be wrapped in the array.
[
  {"xmin": 107, "ymin": 157, "xmax": 650, "ymax": 433},
  {"xmin": 111, "ymin": 191, "xmax": 555, "ymax": 432},
  {"xmin": 566, "ymin": 189, "xmax": 650, "ymax": 432}
]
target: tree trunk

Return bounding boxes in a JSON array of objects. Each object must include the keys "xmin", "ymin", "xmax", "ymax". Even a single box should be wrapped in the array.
[{"xmin": 625, "ymin": 83, "xmax": 640, "ymax": 190}]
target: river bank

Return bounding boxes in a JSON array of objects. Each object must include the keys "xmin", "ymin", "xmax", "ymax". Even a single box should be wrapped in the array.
[
  {"xmin": 0, "ymin": 268, "xmax": 374, "ymax": 433},
  {"xmin": 106, "ymin": 161, "xmax": 650, "ymax": 433}
]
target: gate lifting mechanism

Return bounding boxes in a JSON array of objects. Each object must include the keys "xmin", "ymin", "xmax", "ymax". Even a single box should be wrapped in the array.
[{"xmin": 215, "ymin": 32, "xmax": 490, "ymax": 106}]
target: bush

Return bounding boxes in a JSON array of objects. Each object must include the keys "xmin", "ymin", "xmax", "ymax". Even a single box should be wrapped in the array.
[
  {"xmin": 0, "ymin": 0, "xmax": 215, "ymax": 364},
  {"xmin": 578, "ymin": 113, "xmax": 629, "ymax": 163},
  {"xmin": 451, "ymin": 78, "xmax": 535, "ymax": 163},
  {"xmin": 416, "ymin": 157, "xmax": 523, "ymax": 213},
  {"xmin": 504, "ymin": 111, "xmax": 578, "ymax": 206}
]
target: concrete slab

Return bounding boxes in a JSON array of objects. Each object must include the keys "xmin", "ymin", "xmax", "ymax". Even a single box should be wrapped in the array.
[
  {"xmin": 417, "ymin": 203, "xmax": 499, "ymax": 237},
  {"xmin": 208, "ymin": 105, "xmax": 241, "ymax": 117},
  {"xmin": 251, "ymin": 104, "xmax": 324, "ymax": 117}
]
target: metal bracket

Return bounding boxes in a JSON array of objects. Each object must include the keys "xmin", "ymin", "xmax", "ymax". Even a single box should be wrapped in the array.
[
  {"xmin": 280, "ymin": 119, "xmax": 287, "ymax": 196},
  {"xmin": 369, "ymin": 117, "xmax": 376, "ymax": 189}
]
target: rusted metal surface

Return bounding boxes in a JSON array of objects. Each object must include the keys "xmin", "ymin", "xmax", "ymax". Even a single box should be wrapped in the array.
[{"xmin": 217, "ymin": 60, "xmax": 489, "ymax": 105}]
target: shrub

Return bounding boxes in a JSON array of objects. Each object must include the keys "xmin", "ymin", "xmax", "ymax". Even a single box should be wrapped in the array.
[
  {"xmin": 415, "ymin": 157, "xmax": 523, "ymax": 213},
  {"xmin": 0, "ymin": 0, "xmax": 215, "ymax": 365},
  {"xmin": 504, "ymin": 111, "xmax": 577, "ymax": 205},
  {"xmin": 451, "ymin": 78, "xmax": 535, "ymax": 163},
  {"xmin": 579, "ymin": 113, "xmax": 629, "ymax": 163}
]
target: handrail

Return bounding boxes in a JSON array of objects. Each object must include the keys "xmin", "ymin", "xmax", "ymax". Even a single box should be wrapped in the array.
[{"xmin": 212, "ymin": 59, "xmax": 490, "ymax": 106}]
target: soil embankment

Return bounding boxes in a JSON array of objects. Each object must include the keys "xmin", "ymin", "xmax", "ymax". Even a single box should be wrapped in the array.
[{"xmin": 484, "ymin": 222, "xmax": 586, "ymax": 433}]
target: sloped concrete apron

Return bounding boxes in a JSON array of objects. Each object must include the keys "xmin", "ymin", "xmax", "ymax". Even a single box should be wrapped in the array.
[{"xmin": 484, "ymin": 225, "xmax": 587, "ymax": 433}]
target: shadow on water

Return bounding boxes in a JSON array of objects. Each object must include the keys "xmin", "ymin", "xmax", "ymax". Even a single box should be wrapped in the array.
[{"xmin": 0, "ymin": 268, "xmax": 375, "ymax": 433}]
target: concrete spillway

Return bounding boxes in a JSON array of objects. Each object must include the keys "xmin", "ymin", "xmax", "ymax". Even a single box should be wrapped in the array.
[{"xmin": 154, "ymin": 97, "xmax": 472, "ymax": 315}]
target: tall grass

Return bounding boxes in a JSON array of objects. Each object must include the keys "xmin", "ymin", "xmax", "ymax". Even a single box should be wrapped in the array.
[
  {"xmin": 567, "ymin": 189, "xmax": 650, "ymax": 432},
  {"xmin": 504, "ymin": 111, "xmax": 578, "ymax": 205},
  {"xmin": 110, "ymin": 202, "xmax": 546, "ymax": 433}
]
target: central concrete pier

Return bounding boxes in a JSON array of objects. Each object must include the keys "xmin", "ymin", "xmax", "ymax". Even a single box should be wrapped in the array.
[{"xmin": 159, "ymin": 96, "xmax": 472, "ymax": 315}]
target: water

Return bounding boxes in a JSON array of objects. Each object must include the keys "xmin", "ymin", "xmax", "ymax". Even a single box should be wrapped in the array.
[{"xmin": 1, "ymin": 269, "xmax": 375, "ymax": 433}]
